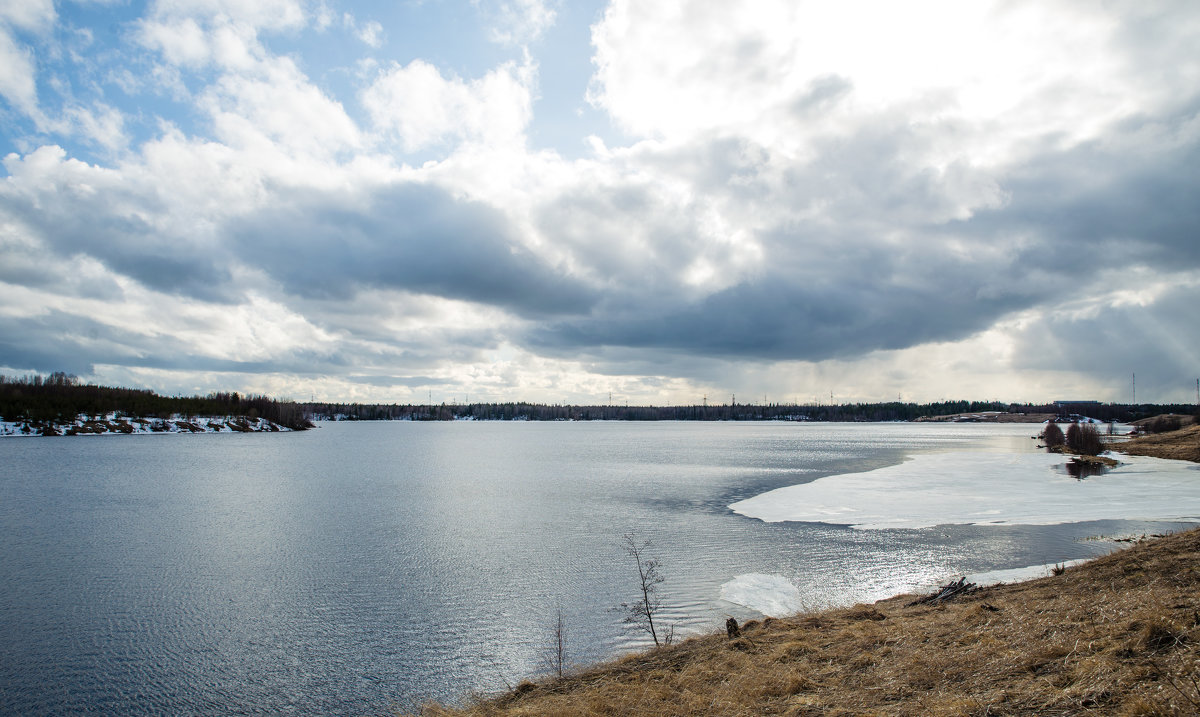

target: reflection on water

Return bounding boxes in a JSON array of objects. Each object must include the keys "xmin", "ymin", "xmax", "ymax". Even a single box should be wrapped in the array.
[
  {"xmin": 1063, "ymin": 458, "xmax": 1111, "ymax": 480},
  {"xmin": 0, "ymin": 422, "xmax": 1182, "ymax": 714}
]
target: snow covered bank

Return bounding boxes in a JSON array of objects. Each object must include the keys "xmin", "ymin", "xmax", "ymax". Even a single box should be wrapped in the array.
[
  {"xmin": 730, "ymin": 451, "xmax": 1200, "ymax": 529},
  {"xmin": 0, "ymin": 413, "xmax": 294, "ymax": 436}
]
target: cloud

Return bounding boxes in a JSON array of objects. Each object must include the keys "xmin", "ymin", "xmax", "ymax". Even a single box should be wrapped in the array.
[
  {"xmin": 0, "ymin": 0, "xmax": 56, "ymax": 33},
  {"xmin": 341, "ymin": 13, "xmax": 383, "ymax": 48},
  {"xmin": 486, "ymin": 0, "xmax": 557, "ymax": 46},
  {"xmin": 199, "ymin": 55, "xmax": 362, "ymax": 157},
  {"xmin": 0, "ymin": 0, "xmax": 53, "ymax": 118},
  {"xmin": 0, "ymin": 28, "xmax": 38, "ymax": 114},
  {"xmin": 1009, "ymin": 274, "xmax": 1200, "ymax": 402},
  {"xmin": 230, "ymin": 182, "xmax": 594, "ymax": 316},
  {"xmin": 144, "ymin": 0, "xmax": 305, "ymax": 34},
  {"xmin": 0, "ymin": 145, "xmax": 236, "ymax": 302},
  {"xmin": 361, "ymin": 59, "xmax": 534, "ymax": 152}
]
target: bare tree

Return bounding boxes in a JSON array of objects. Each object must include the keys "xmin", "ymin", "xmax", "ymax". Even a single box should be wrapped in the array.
[
  {"xmin": 620, "ymin": 533, "xmax": 668, "ymax": 647},
  {"xmin": 543, "ymin": 608, "xmax": 568, "ymax": 678}
]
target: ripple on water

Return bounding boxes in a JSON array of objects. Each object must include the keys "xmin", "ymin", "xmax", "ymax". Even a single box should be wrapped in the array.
[{"xmin": 0, "ymin": 422, "xmax": 1179, "ymax": 713}]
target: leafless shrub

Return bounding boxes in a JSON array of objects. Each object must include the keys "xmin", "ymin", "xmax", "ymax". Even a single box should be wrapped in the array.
[
  {"xmin": 1042, "ymin": 421, "xmax": 1065, "ymax": 448},
  {"xmin": 1066, "ymin": 422, "xmax": 1103, "ymax": 456}
]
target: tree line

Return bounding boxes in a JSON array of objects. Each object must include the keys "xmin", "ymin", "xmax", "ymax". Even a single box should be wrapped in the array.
[
  {"xmin": 306, "ymin": 398, "xmax": 1197, "ymax": 423},
  {"xmin": 0, "ymin": 373, "xmax": 313, "ymax": 430},
  {"xmin": 5, "ymin": 373, "xmax": 1192, "ymax": 427}
]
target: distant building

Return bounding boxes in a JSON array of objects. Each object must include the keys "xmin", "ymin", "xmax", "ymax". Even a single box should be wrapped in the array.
[{"xmin": 1054, "ymin": 400, "xmax": 1101, "ymax": 407}]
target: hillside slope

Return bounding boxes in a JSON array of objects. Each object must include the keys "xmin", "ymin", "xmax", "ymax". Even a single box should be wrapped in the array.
[{"xmin": 419, "ymin": 528, "xmax": 1200, "ymax": 716}]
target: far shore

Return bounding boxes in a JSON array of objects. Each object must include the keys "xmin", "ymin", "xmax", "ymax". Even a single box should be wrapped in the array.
[
  {"xmin": 1111, "ymin": 422, "xmax": 1200, "ymax": 463},
  {"xmin": 0, "ymin": 414, "xmax": 295, "ymax": 437}
]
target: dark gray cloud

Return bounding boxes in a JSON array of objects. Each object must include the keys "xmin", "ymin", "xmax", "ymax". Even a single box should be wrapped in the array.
[
  {"xmin": 0, "ymin": 309, "xmax": 433, "ymax": 381},
  {"xmin": 0, "ymin": 181, "xmax": 236, "ymax": 303},
  {"xmin": 963, "ymin": 104, "xmax": 1200, "ymax": 274},
  {"xmin": 521, "ymin": 92, "xmax": 1200, "ymax": 368},
  {"xmin": 1010, "ymin": 282, "xmax": 1200, "ymax": 402},
  {"xmin": 232, "ymin": 183, "xmax": 595, "ymax": 316},
  {"xmin": 0, "ymin": 310, "xmax": 285, "ymax": 377},
  {"xmin": 528, "ymin": 268, "xmax": 1038, "ymax": 362}
]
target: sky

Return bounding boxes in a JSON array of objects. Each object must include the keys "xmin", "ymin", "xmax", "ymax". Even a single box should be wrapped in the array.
[{"xmin": 1, "ymin": 0, "xmax": 1198, "ymax": 406}]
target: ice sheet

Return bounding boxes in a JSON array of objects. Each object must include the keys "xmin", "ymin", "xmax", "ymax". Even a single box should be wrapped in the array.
[
  {"xmin": 719, "ymin": 573, "xmax": 806, "ymax": 617},
  {"xmin": 965, "ymin": 559, "xmax": 1089, "ymax": 586},
  {"xmin": 730, "ymin": 451, "xmax": 1200, "ymax": 529}
]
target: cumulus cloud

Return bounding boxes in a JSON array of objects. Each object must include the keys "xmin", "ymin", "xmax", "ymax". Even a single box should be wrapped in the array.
[
  {"xmin": 0, "ymin": 28, "xmax": 37, "ymax": 114},
  {"xmin": 0, "ymin": 0, "xmax": 55, "ymax": 33},
  {"xmin": 361, "ymin": 59, "xmax": 534, "ymax": 152},
  {"xmin": 199, "ymin": 55, "xmax": 361, "ymax": 157},
  {"xmin": 0, "ymin": 0, "xmax": 54, "ymax": 117},
  {"xmin": 230, "ymin": 182, "xmax": 593, "ymax": 315}
]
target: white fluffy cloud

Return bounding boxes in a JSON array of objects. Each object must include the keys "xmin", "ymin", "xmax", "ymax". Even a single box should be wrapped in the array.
[
  {"xmin": 0, "ymin": 0, "xmax": 56, "ymax": 32},
  {"xmin": 0, "ymin": 0, "xmax": 54, "ymax": 117},
  {"xmin": 0, "ymin": 29, "xmax": 37, "ymax": 114},
  {"xmin": 488, "ymin": 0, "xmax": 557, "ymax": 45},
  {"xmin": 588, "ymin": 0, "xmax": 1168, "ymax": 165},
  {"xmin": 362, "ymin": 59, "xmax": 534, "ymax": 152}
]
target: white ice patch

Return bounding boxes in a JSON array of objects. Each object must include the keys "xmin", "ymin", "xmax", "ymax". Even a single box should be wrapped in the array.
[
  {"xmin": 720, "ymin": 573, "xmax": 806, "ymax": 617},
  {"xmin": 730, "ymin": 451, "xmax": 1200, "ymax": 530},
  {"xmin": 965, "ymin": 559, "xmax": 1089, "ymax": 587}
]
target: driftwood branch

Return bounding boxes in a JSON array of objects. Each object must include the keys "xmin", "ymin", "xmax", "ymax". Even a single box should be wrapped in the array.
[{"xmin": 907, "ymin": 577, "xmax": 978, "ymax": 606}]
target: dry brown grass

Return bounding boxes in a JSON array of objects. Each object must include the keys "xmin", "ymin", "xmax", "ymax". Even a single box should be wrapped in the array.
[
  {"xmin": 1116, "ymin": 424, "xmax": 1200, "ymax": 463},
  {"xmin": 414, "ymin": 529, "xmax": 1200, "ymax": 716}
]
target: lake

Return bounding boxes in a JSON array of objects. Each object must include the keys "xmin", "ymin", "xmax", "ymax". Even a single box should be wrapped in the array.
[{"xmin": 0, "ymin": 421, "xmax": 1191, "ymax": 714}]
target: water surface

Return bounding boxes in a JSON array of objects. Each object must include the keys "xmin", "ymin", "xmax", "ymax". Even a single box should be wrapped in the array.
[{"xmin": 0, "ymin": 422, "xmax": 1184, "ymax": 714}]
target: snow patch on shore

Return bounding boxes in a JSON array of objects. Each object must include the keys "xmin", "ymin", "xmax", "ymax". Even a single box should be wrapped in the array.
[
  {"xmin": 720, "ymin": 573, "xmax": 807, "ymax": 617},
  {"xmin": 0, "ymin": 414, "xmax": 291, "ymax": 436},
  {"xmin": 730, "ymin": 451, "xmax": 1200, "ymax": 529}
]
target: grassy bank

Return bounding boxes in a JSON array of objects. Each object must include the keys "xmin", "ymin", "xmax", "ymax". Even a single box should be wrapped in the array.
[
  {"xmin": 418, "ymin": 527, "xmax": 1200, "ymax": 716},
  {"xmin": 1114, "ymin": 424, "xmax": 1200, "ymax": 463}
]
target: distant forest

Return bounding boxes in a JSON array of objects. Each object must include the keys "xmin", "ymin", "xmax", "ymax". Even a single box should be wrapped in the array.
[
  {"xmin": 305, "ymin": 398, "xmax": 1196, "ymax": 423},
  {"xmin": 0, "ymin": 373, "xmax": 313, "ymax": 430},
  {"xmin": 4, "ymin": 373, "xmax": 1194, "ymax": 428}
]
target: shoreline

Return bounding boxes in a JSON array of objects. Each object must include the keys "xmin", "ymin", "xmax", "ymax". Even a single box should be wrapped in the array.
[
  {"xmin": 729, "ymin": 448, "xmax": 1200, "ymax": 530},
  {"xmin": 423, "ymin": 528, "xmax": 1200, "ymax": 715},
  {"xmin": 0, "ymin": 413, "xmax": 295, "ymax": 436}
]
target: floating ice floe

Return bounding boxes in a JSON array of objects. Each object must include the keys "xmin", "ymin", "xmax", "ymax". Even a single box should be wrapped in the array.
[
  {"xmin": 730, "ymin": 451, "xmax": 1200, "ymax": 530},
  {"xmin": 720, "ymin": 573, "xmax": 807, "ymax": 617}
]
